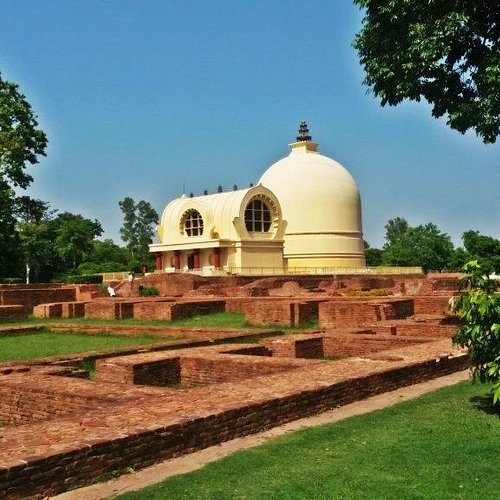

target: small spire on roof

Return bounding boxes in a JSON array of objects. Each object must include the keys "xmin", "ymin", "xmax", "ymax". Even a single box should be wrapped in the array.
[{"xmin": 296, "ymin": 121, "xmax": 311, "ymax": 142}]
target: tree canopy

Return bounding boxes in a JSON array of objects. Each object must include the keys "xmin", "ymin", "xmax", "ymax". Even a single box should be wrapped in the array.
[
  {"xmin": 0, "ymin": 72, "xmax": 47, "ymax": 278},
  {"xmin": 353, "ymin": 1, "xmax": 500, "ymax": 143},
  {"xmin": 0, "ymin": 72, "xmax": 47, "ymax": 188},
  {"xmin": 383, "ymin": 222, "xmax": 454, "ymax": 272},
  {"xmin": 119, "ymin": 197, "xmax": 158, "ymax": 266}
]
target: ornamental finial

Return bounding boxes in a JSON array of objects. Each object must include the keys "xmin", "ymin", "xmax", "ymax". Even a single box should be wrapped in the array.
[{"xmin": 296, "ymin": 121, "xmax": 311, "ymax": 142}]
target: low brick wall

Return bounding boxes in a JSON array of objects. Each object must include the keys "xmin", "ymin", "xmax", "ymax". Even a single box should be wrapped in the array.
[
  {"xmin": 95, "ymin": 349, "xmax": 301, "ymax": 388},
  {"xmin": 85, "ymin": 300, "xmax": 134, "ymax": 320},
  {"xmin": 179, "ymin": 356, "xmax": 296, "ymax": 386},
  {"xmin": 394, "ymin": 323, "xmax": 457, "ymax": 338},
  {"xmin": 226, "ymin": 298, "xmax": 320, "ymax": 326},
  {"xmin": 414, "ymin": 296, "xmax": 452, "ymax": 315},
  {"xmin": 170, "ymin": 300, "xmax": 226, "ymax": 320},
  {"xmin": 0, "ymin": 385, "xmax": 93, "ymax": 426},
  {"xmin": 322, "ymin": 335, "xmax": 426, "ymax": 358},
  {"xmin": 132, "ymin": 300, "xmax": 175, "ymax": 320},
  {"xmin": 263, "ymin": 336, "xmax": 324, "ymax": 359},
  {"xmin": 319, "ymin": 299, "xmax": 414, "ymax": 328},
  {"xmin": 0, "ymin": 305, "xmax": 26, "ymax": 321},
  {"xmin": 61, "ymin": 302, "xmax": 87, "ymax": 318},
  {"xmin": 32, "ymin": 303, "xmax": 63, "ymax": 319},
  {"xmin": 0, "ymin": 288, "xmax": 77, "ymax": 312},
  {"xmin": 0, "ymin": 346, "xmax": 469, "ymax": 499}
]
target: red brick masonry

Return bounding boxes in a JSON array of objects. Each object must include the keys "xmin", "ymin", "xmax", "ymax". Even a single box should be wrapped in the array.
[{"xmin": 0, "ymin": 332, "xmax": 468, "ymax": 499}]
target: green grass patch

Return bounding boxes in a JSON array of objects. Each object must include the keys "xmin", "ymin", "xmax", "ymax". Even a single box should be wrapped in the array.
[
  {"xmin": 0, "ymin": 312, "xmax": 318, "ymax": 332},
  {"xmin": 118, "ymin": 381, "xmax": 500, "ymax": 500},
  {"xmin": 0, "ymin": 312, "xmax": 255, "ymax": 329},
  {"xmin": 169, "ymin": 312, "xmax": 252, "ymax": 328},
  {"xmin": 0, "ymin": 331, "xmax": 166, "ymax": 362}
]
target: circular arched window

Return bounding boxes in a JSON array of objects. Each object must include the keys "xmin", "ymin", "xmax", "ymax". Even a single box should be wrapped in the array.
[
  {"xmin": 244, "ymin": 198, "xmax": 272, "ymax": 232},
  {"xmin": 180, "ymin": 209, "xmax": 204, "ymax": 236}
]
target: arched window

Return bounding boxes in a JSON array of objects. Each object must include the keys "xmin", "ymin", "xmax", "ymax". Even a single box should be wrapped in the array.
[
  {"xmin": 180, "ymin": 209, "xmax": 204, "ymax": 236},
  {"xmin": 244, "ymin": 198, "xmax": 272, "ymax": 232}
]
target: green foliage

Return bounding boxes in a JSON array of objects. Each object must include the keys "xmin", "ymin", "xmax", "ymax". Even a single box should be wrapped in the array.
[
  {"xmin": 0, "ymin": 277, "xmax": 22, "ymax": 284},
  {"xmin": 62, "ymin": 274, "xmax": 103, "ymax": 284},
  {"xmin": 354, "ymin": 1, "xmax": 500, "ymax": 143},
  {"xmin": 0, "ymin": 184, "xmax": 21, "ymax": 277},
  {"xmin": 452, "ymin": 261, "xmax": 500, "ymax": 404},
  {"xmin": 119, "ymin": 197, "xmax": 158, "ymax": 264},
  {"xmin": 364, "ymin": 247, "xmax": 383, "ymax": 266},
  {"xmin": 462, "ymin": 230, "xmax": 500, "ymax": 274},
  {"xmin": 86, "ymin": 239, "xmax": 131, "ymax": 267},
  {"xmin": 52, "ymin": 212, "xmax": 103, "ymax": 270},
  {"xmin": 0, "ymin": 331, "xmax": 165, "ymax": 362},
  {"xmin": 0, "ymin": 72, "xmax": 48, "ymax": 188},
  {"xmin": 383, "ymin": 217, "xmax": 409, "ymax": 248},
  {"xmin": 139, "ymin": 286, "xmax": 159, "ymax": 296},
  {"xmin": 383, "ymin": 222, "xmax": 454, "ymax": 272},
  {"xmin": 0, "ymin": 72, "xmax": 47, "ymax": 279}
]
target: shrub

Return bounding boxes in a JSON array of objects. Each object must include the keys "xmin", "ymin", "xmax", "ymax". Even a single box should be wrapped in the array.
[
  {"xmin": 0, "ymin": 277, "xmax": 22, "ymax": 284},
  {"xmin": 140, "ymin": 286, "xmax": 159, "ymax": 296},
  {"xmin": 63, "ymin": 274, "xmax": 103, "ymax": 284},
  {"xmin": 451, "ymin": 261, "xmax": 500, "ymax": 404}
]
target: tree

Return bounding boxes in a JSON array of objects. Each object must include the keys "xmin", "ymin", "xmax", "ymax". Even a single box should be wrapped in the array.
[
  {"xmin": 0, "ymin": 184, "xmax": 21, "ymax": 278},
  {"xmin": 0, "ymin": 72, "xmax": 47, "ymax": 279},
  {"xmin": 14, "ymin": 196, "xmax": 53, "ymax": 283},
  {"xmin": 17, "ymin": 220, "xmax": 51, "ymax": 283},
  {"xmin": 364, "ymin": 240, "xmax": 384, "ymax": 266},
  {"xmin": 383, "ymin": 222, "xmax": 454, "ymax": 272},
  {"xmin": 119, "ymin": 197, "xmax": 138, "ymax": 257},
  {"xmin": 451, "ymin": 261, "xmax": 500, "ymax": 405},
  {"xmin": 353, "ymin": 1, "xmax": 500, "ymax": 143},
  {"xmin": 77, "ymin": 239, "xmax": 132, "ymax": 274},
  {"xmin": 119, "ymin": 197, "xmax": 158, "ymax": 265},
  {"xmin": 384, "ymin": 217, "xmax": 409, "ymax": 249},
  {"xmin": 1, "ymin": 72, "xmax": 48, "ymax": 188},
  {"xmin": 462, "ymin": 230, "xmax": 500, "ymax": 273},
  {"xmin": 52, "ymin": 213, "xmax": 103, "ymax": 270},
  {"xmin": 14, "ymin": 195, "xmax": 51, "ymax": 222}
]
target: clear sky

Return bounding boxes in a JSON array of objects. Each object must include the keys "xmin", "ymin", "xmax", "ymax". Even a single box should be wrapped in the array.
[{"xmin": 1, "ymin": 0, "xmax": 498, "ymax": 248}]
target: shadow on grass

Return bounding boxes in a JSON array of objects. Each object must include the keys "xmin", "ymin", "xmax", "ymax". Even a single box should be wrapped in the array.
[{"xmin": 470, "ymin": 394, "xmax": 500, "ymax": 417}]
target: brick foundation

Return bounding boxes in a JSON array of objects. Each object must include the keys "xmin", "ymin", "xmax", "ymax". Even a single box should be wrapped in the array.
[
  {"xmin": 0, "ymin": 305, "xmax": 26, "ymax": 321},
  {"xmin": 0, "ymin": 338, "xmax": 469, "ymax": 499}
]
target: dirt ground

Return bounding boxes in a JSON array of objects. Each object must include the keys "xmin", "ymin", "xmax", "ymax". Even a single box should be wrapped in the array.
[{"xmin": 52, "ymin": 370, "xmax": 470, "ymax": 500}]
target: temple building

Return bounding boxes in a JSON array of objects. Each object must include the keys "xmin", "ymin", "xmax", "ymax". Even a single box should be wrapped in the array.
[{"xmin": 150, "ymin": 123, "xmax": 365, "ymax": 274}]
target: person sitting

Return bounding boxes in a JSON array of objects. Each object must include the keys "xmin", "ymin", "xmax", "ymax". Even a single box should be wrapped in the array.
[{"xmin": 107, "ymin": 285, "xmax": 116, "ymax": 297}]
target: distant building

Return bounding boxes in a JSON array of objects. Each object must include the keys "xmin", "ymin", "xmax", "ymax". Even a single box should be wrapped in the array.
[{"xmin": 150, "ymin": 123, "xmax": 365, "ymax": 274}]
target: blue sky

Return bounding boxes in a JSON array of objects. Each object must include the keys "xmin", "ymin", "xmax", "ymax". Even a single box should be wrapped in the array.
[{"xmin": 1, "ymin": 1, "xmax": 498, "ymax": 248}]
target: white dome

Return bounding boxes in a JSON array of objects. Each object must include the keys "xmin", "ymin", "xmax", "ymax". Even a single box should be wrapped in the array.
[{"xmin": 258, "ymin": 136, "xmax": 364, "ymax": 267}]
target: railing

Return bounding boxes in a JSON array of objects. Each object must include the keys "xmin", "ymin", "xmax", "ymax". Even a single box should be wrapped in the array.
[
  {"xmin": 226, "ymin": 266, "xmax": 423, "ymax": 276},
  {"xmin": 101, "ymin": 272, "xmax": 129, "ymax": 283},
  {"xmin": 148, "ymin": 266, "xmax": 423, "ymax": 277}
]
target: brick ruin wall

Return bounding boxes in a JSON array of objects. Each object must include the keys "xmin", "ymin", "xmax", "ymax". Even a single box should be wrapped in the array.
[
  {"xmin": 318, "ymin": 299, "xmax": 415, "ymax": 328},
  {"xmin": 0, "ymin": 369, "xmax": 121, "ymax": 427},
  {"xmin": 0, "ymin": 305, "xmax": 26, "ymax": 320},
  {"xmin": 226, "ymin": 298, "xmax": 320, "ymax": 326},
  {"xmin": 0, "ymin": 288, "xmax": 77, "ymax": 312},
  {"xmin": 0, "ymin": 344, "xmax": 469, "ymax": 499}
]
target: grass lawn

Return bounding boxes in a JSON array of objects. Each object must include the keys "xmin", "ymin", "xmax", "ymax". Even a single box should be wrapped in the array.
[
  {"xmin": 0, "ymin": 312, "xmax": 318, "ymax": 330},
  {"xmin": 0, "ymin": 312, "xmax": 253, "ymax": 329},
  {"xmin": 0, "ymin": 331, "xmax": 167, "ymax": 362},
  {"xmin": 119, "ymin": 381, "xmax": 500, "ymax": 500}
]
